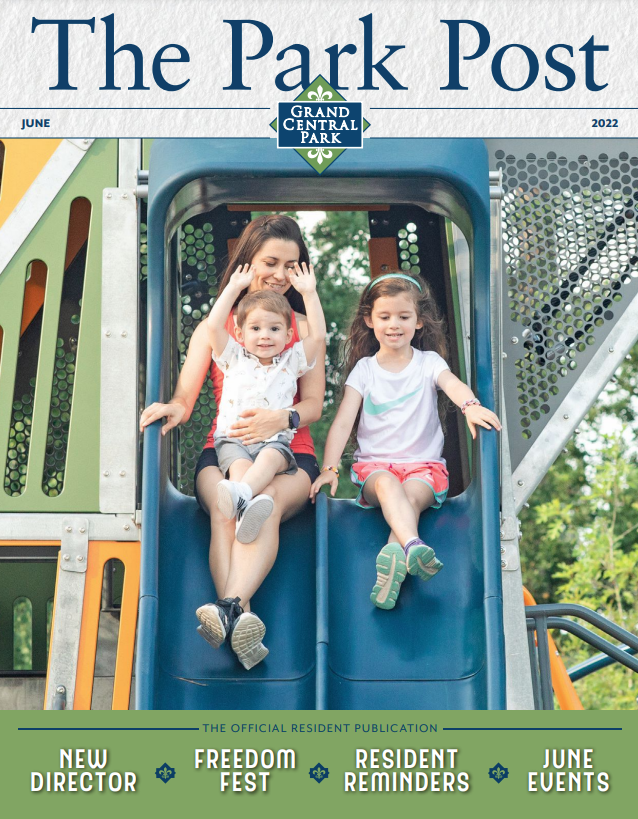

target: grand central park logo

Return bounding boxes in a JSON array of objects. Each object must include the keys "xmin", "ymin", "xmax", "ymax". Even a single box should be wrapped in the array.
[{"xmin": 270, "ymin": 75, "xmax": 371, "ymax": 174}]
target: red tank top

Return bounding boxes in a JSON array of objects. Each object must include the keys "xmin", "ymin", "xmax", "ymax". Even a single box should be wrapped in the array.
[{"xmin": 204, "ymin": 310, "xmax": 315, "ymax": 454}]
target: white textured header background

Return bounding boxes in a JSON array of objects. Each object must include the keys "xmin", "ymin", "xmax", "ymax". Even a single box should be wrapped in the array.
[{"xmin": 0, "ymin": 0, "xmax": 636, "ymax": 137}]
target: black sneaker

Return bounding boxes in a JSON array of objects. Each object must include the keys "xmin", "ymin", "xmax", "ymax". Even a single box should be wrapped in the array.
[{"xmin": 196, "ymin": 596, "xmax": 243, "ymax": 649}]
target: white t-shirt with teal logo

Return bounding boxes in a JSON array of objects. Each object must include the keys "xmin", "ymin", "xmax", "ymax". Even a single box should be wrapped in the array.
[{"xmin": 345, "ymin": 349, "xmax": 450, "ymax": 464}]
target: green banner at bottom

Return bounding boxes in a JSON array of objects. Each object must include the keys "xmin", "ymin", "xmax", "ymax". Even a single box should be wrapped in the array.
[{"xmin": 0, "ymin": 710, "xmax": 634, "ymax": 818}]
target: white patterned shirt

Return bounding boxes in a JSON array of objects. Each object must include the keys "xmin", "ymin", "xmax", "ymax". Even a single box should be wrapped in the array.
[{"xmin": 213, "ymin": 336, "xmax": 314, "ymax": 442}]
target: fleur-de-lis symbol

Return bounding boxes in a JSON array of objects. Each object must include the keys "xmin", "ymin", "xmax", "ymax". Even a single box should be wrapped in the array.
[
  {"xmin": 307, "ymin": 85, "xmax": 333, "ymax": 102},
  {"xmin": 309, "ymin": 763, "xmax": 330, "ymax": 783},
  {"xmin": 155, "ymin": 762, "xmax": 176, "ymax": 783},
  {"xmin": 307, "ymin": 148, "xmax": 333, "ymax": 165},
  {"xmin": 488, "ymin": 762, "xmax": 509, "ymax": 783}
]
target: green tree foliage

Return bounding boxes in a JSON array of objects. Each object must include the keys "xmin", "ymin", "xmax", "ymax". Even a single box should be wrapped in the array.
[
  {"xmin": 520, "ymin": 344, "xmax": 638, "ymax": 708},
  {"xmin": 531, "ymin": 435, "xmax": 638, "ymax": 709},
  {"xmin": 307, "ymin": 211, "xmax": 369, "ymax": 494}
]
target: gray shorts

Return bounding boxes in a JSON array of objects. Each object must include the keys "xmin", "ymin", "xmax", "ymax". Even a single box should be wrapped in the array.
[{"xmin": 214, "ymin": 434, "xmax": 298, "ymax": 478}]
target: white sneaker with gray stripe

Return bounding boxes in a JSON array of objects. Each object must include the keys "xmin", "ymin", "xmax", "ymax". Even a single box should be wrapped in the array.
[
  {"xmin": 216, "ymin": 479, "xmax": 250, "ymax": 520},
  {"xmin": 235, "ymin": 494, "xmax": 274, "ymax": 544}
]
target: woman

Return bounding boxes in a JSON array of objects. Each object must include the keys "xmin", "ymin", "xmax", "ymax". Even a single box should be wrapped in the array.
[{"xmin": 140, "ymin": 215, "xmax": 325, "ymax": 670}]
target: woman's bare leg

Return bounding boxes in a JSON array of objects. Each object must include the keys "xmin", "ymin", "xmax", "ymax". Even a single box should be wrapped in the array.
[
  {"xmin": 196, "ymin": 465, "xmax": 236, "ymax": 598},
  {"xmin": 196, "ymin": 465, "xmax": 311, "ymax": 609},
  {"xmin": 222, "ymin": 470, "xmax": 311, "ymax": 608}
]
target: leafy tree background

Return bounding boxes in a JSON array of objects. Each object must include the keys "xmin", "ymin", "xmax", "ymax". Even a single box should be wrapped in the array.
[{"xmin": 305, "ymin": 210, "xmax": 638, "ymax": 710}]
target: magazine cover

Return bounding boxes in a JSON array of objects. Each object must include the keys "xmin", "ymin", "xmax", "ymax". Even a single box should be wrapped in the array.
[{"xmin": 1, "ymin": 1, "xmax": 636, "ymax": 815}]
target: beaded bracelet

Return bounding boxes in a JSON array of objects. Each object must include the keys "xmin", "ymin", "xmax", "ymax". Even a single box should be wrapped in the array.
[
  {"xmin": 461, "ymin": 398, "xmax": 481, "ymax": 415},
  {"xmin": 321, "ymin": 465, "xmax": 339, "ymax": 476}
]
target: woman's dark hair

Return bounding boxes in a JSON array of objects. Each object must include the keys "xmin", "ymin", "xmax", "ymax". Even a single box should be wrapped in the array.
[{"xmin": 217, "ymin": 214, "xmax": 310, "ymax": 314}]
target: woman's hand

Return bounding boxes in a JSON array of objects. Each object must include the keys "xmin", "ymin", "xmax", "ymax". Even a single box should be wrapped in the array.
[
  {"xmin": 464, "ymin": 404, "xmax": 502, "ymax": 440},
  {"xmin": 289, "ymin": 262, "xmax": 317, "ymax": 294},
  {"xmin": 227, "ymin": 407, "xmax": 289, "ymax": 444},
  {"xmin": 228, "ymin": 263, "xmax": 255, "ymax": 292},
  {"xmin": 310, "ymin": 470, "xmax": 338, "ymax": 502},
  {"xmin": 140, "ymin": 402, "xmax": 186, "ymax": 436}
]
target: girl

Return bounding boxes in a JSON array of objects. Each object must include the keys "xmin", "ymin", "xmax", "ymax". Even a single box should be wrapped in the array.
[
  {"xmin": 310, "ymin": 272, "xmax": 500, "ymax": 610},
  {"xmin": 140, "ymin": 215, "xmax": 325, "ymax": 669}
]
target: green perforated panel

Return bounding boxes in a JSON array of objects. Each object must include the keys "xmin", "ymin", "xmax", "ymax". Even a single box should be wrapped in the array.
[{"xmin": 0, "ymin": 140, "xmax": 118, "ymax": 512}]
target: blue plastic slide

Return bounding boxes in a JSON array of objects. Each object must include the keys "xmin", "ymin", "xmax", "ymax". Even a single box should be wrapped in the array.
[{"xmin": 137, "ymin": 138, "xmax": 505, "ymax": 710}]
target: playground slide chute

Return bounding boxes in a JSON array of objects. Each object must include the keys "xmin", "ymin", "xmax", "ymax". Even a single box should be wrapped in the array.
[{"xmin": 137, "ymin": 138, "xmax": 504, "ymax": 710}]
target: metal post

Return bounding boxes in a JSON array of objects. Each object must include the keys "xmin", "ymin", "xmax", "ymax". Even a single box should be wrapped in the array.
[
  {"xmin": 526, "ymin": 626, "xmax": 541, "ymax": 710},
  {"xmin": 45, "ymin": 519, "xmax": 89, "ymax": 709},
  {"xmin": 491, "ymin": 167, "xmax": 535, "ymax": 710},
  {"xmin": 534, "ymin": 615, "xmax": 554, "ymax": 710}
]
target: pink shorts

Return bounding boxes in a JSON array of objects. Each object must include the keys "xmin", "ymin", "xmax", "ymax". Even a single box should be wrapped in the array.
[{"xmin": 350, "ymin": 461, "xmax": 449, "ymax": 510}]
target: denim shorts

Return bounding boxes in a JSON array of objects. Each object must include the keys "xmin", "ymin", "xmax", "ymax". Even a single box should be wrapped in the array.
[
  {"xmin": 214, "ymin": 434, "xmax": 297, "ymax": 477},
  {"xmin": 194, "ymin": 447, "xmax": 320, "ymax": 513}
]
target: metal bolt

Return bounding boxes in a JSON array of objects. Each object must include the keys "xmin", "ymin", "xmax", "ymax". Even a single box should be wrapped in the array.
[
  {"xmin": 121, "ymin": 193, "xmax": 128, "ymax": 199},
  {"xmin": 77, "ymin": 555, "xmax": 84, "ymax": 562},
  {"xmin": 522, "ymin": 328, "xmax": 531, "ymax": 339},
  {"xmin": 502, "ymin": 352, "xmax": 507, "ymax": 359},
  {"xmin": 63, "ymin": 554, "xmax": 70, "ymax": 561},
  {"xmin": 563, "ymin": 414, "xmax": 569, "ymax": 420},
  {"xmin": 79, "ymin": 527, "xmax": 86, "ymax": 533},
  {"xmin": 370, "ymin": 219, "xmax": 378, "ymax": 226},
  {"xmin": 106, "ymin": 192, "xmax": 112, "ymax": 199},
  {"xmin": 103, "ymin": 470, "xmax": 110, "ymax": 477},
  {"xmin": 230, "ymin": 220, "xmax": 237, "ymax": 226},
  {"xmin": 517, "ymin": 479, "xmax": 524, "ymax": 486},
  {"xmin": 381, "ymin": 264, "xmax": 388, "ymax": 271},
  {"xmin": 123, "ymin": 524, "xmax": 130, "ymax": 531},
  {"xmin": 511, "ymin": 336, "xmax": 519, "ymax": 344},
  {"xmin": 501, "ymin": 559, "xmax": 507, "ymax": 568},
  {"xmin": 65, "ymin": 526, "xmax": 72, "ymax": 533},
  {"xmin": 56, "ymin": 685, "xmax": 65, "ymax": 693},
  {"xmin": 119, "ymin": 470, "xmax": 126, "ymax": 477},
  {"xmin": 82, "ymin": 139, "xmax": 89, "ymax": 145},
  {"xmin": 609, "ymin": 347, "xmax": 614, "ymax": 353},
  {"xmin": 105, "ymin": 330, "xmax": 111, "ymax": 337},
  {"xmin": 121, "ymin": 330, "xmax": 127, "ymax": 337},
  {"xmin": 500, "ymin": 545, "xmax": 506, "ymax": 553}
]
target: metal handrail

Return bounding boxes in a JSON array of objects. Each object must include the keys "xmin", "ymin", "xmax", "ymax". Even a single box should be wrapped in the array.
[
  {"xmin": 525, "ymin": 603, "xmax": 638, "ymax": 710},
  {"xmin": 569, "ymin": 646, "xmax": 638, "ymax": 682}
]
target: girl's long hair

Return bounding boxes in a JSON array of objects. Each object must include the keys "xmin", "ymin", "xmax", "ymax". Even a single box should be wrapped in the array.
[
  {"xmin": 216, "ymin": 214, "xmax": 310, "ymax": 314},
  {"xmin": 342, "ymin": 274, "xmax": 448, "ymax": 379},
  {"xmin": 342, "ymin": 274, "xmax": 450, "ymax": 431}
]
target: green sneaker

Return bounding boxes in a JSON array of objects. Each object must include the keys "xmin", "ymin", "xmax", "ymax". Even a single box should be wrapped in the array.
[
  {"xmin": 370, "ymin": 543, "xmax": 407, "ymax": 610},
  {"xmin": 406, "ymin": 539, "xmax": 444, "ymax": 581}
]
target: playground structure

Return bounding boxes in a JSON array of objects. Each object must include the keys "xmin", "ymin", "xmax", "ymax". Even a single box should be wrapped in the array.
[{"xmin": 1, "ymin": 137, "xmax": 637, "ymax": 710}]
